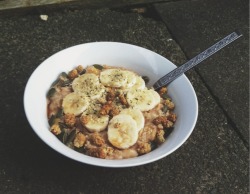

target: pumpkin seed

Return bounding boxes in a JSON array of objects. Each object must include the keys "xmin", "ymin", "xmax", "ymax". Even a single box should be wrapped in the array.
[
  {"xmin": 60, "ymin": 72, "xmax": 68, "ymax": 79},
  {"xmin": 66, "ymin": 129, "xmax": 77, "ymax": 144},
  {"xmin": 47, "ymin": 88, "xmax": 56, "ymax": 98},
  {"xmin": 60, "ymin": 79, "xmax": 71, "ymax": 87},
  {"xmin": 142, "ymin": 76, "xmax": 150, "ymax": 84},
  {"xmin": 56, "ymin": 108, "xmax": 63, "ymax": 118},
  {"xmin": 57, "ymin": 132, "xmax": 64, "ymax": 142},
  {"xmin": 58, "ymin": 122, "xmax": 68, "ymax": 129},
  {"xmin": 161, "ymin": 92, "xmax": 170, "ymax": 99},
  {"xmin": 162, "ymin": 105, "xmax": 168, "ymax": 113},
  {"xmin": 164, "ymin": 127, "xmax": 174, "ymax": 138},
  {"xmin": 60, "ymin": 129, "xmax": 77, "ymax": 146},
  {"xmin": 79, "ymin": 69, "xmax": 86, "ymax": 75},
  {"xmin": 74, "ymin": 146, "xmax": 85, "ymax": 153},
  {"xmin": 62, "ymin": 132, "xmax": 69, "ymax": 144},
  {"xmin": 150, "ymin": 141, "xmax": 157, "ymax": 151},
  {"xmin": 93, "ymin": 64, "xmax": 103, "ymax": 70},
  {"xmin": 48, "ymin": 115, "xmax": 56, "ymax": 126},
  {"xmin": 67, "ymin": 142, "xmax": 74, "ymax": 149},
  {"xmin": 57, "ymin": 127, "xmax": 67, "ymax": 142},
  {"xmin": 51, "ymin": 78, "xmax": 60, "ymax": 87}
]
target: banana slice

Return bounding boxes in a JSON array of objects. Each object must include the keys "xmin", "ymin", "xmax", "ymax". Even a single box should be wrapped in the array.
[
  {"xmin": 72, "ymin": 73, "xmax": 105, "ymax": 99},
  {"xmin": 72, "ymin": 73, "xmax": 99, "ymax": 90},
  {"xmin": 120, "ymin": 108, "xmax": 145, "ymax": 131},
  {"xmin": 150, "ymin": 89, "xmax": 161, "ymax": 105},
  {"xmin": 108, "ymin": 114, "xmax": 138, "ymax": 149},
  {"xmin": 126, "ymin": 89, "xmax": 159, "ymax": 111},
  {"xmin": 131, "ymin": 76, "xmax": 146, "ymax": 90},
  {"xmin": 100, "ymin": 69, "xmax": 128, "ymax": 88},
  {"xmin": 83, "ymin": 101, "xmax": 102, "ymax": 115},
  {"xmin": 80, "ymin": 100, "xmax": 109, "ymax": 132},
  {"xmin": 62, "ymin": 92, "xmax": 89, "ymax": 116},
  {"xmin": 82, "ymin": 114, "xmax": 109, "ymax": 132},
  {"xmin": 123, "ymin": 71, "xmax": 137, "ymax": 88}
]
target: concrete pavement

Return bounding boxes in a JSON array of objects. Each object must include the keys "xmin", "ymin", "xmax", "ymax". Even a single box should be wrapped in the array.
[{"xmin": 0, "ymin": 0, "xmax": 248, "ymax": 193}]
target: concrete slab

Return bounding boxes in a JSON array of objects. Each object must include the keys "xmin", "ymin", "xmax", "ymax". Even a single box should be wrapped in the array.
[
  {"xmin": 154, "ymin": 0, "xmax": 249, "ymax": 145},
  {"xmin": 0, "ymin": 7, "xmax": 248, "ymax": 193},
  {"xmin": 0, "ymin": 0, "xmax": 175, "ymax": 12}
]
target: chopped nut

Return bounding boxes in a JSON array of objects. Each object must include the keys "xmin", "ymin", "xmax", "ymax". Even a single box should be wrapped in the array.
[
  {"xmin": 99, "ymin": 103, "xmax": 112, "ymax": 115},
  {"xmin": 106, "ymin": 89, "xmax": 116, "ymax": 101},
  {"xmin": 157, "ymin": 124, "xmax": 164, "ymax": 130},
  {"xmin": 153, "ymin": 116, "xmax": 167, "ymax": 125},
  {"xmin": 163, "ymin": 120, "xmax": 173, "ymax": 128},
  {"xmin": 167, "ymin": 113, "xmax": 177, "ymax": 122},
  {"xmin": 164, "ymin": 99, "xmax": 175, "ymax": 110},
  {"xmin": 118, "ymin": 93, "xmax": 128, "ymax": 106},
  {"xmin": 86, "ymin": 146, "xmax": 111, "ymax": 159},
  {"xmin": 159, "ymin": 87, "xmax": 167, "ymax": 96},
  {"xmin": 80, "ymin": 115, "xmax": 89, "ymax": 126},
  {"xmin": 153, "ymin": 116, "xmax": 173, "ymax": 128},
  {"xmin": 155, "ymin": 129, "xmax": 165, "ymax": 144},
  {"xmin": 98, "ymin": 147, "xmax": 107, "ymax": 159},
  {"xmin": 110, "ymin": 107, "xmax": 120, "ymax": 117},
  {"xmin": 137, "ymin": 141, "xmax": 151, "ymax": 155},
  {"xmin": 89, "ymin": 132, "xmax": 105, "ymax": 146},
  {"xmin": 50, "ymin": 124, "xmax": 61, "ymax": 135},
  {"xmin": 73, "ymin": 132, "xmax": 86, "ymax": 148},
  {"xmin": 104, "ymin": 146, "xmax": 114, "ymax": 156},
  {"xmin": 64, "ymin": 113, "xmax": 76, "ymax": 127},
  {"xmin": 99, "ymin": 146, "xmax": 114, "ymax": 158},
  {"xmin": 86, "ymin": 147, "xmax": 100, "ymax": 158}
]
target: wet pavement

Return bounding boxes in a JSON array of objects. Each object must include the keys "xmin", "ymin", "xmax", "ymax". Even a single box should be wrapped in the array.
[{"xmin": 0, "ymin": 0, "xmax": 248, "ymax": 193}]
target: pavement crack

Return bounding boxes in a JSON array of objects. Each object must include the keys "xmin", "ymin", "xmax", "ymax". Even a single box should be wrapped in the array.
[
  {"xmin": 154, "ymin": 7, "xmax": 249, "ymax": 150},
  {"xmin": 194, "ymin": 69, "xmax": 249, "ymax": 150}
]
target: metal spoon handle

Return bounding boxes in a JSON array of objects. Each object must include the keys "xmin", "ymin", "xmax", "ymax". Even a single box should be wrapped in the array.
[{"xmin": 153, "ymin": 31, "xmax": 242, "ymax": 90}]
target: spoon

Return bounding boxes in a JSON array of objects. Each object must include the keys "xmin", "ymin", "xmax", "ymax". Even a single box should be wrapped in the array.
[{"xmin": 153, "ymin": 31, "xmax": 242, "ymax": 90}]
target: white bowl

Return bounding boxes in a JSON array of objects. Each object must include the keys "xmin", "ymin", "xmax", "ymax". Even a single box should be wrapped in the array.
[{"xmin": 24, "ymin": 42, "xmax": 198, "ymax": 168}]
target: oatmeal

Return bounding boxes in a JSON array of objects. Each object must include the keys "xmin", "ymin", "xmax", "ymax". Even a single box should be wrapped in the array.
[{"xmin": 47, "ymin": 64, "xmax": 177, "ymax": 159}]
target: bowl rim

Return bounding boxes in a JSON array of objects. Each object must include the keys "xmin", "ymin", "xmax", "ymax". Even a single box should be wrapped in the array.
[{"xmin": 23, "ymin": 41, "xmax": 198, "ymax": 168}]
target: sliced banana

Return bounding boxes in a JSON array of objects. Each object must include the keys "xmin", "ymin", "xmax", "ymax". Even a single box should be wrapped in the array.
[
  {"xmin": 150, "ymin": 89, "xmax": 161, "ymax": 106},
  {"xmin": 83, "ymin": 101, "xmax": 102, "ymax": 115},
  {"xmin": 82, "ymin": 114, "xmax": 109, "ymax": 132},
  {"xmin": 100, "ymin": 69, "xmax": 128, "ymax": 88},
  {"xmin": 72, "ymin": 73, "xmax": 99, "ymax": 90},
  {"xmin": 72, "ymin": 73, "xmax": 105, "ymax": 99},
  {"xmin": 108, "ymin": 114, "xmax": 138, "ymax": 149},
  {"xmin": 122, "ymin": 70, "xmax": 137, "ymax": 88},
  {"xmin": 131, "ymin": 76, "xmax": 146, "ymax": 90},
  {"xmin": 62, "ymin": 92, "xmax": 89, "ymax": 116},
  {"xmin": 126, "ymin": 89, "xmax": 159, "ymax": 111},
  {"xmin": 120, "ymin": 108, "xmax": 145, "ymax": 131}
]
